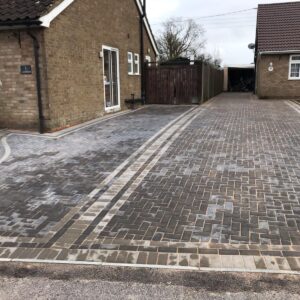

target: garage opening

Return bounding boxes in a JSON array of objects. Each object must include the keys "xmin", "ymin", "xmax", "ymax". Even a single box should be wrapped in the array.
[{"xmin": 224, "ymin": 65, "xmax": 255, "ymax": 92}]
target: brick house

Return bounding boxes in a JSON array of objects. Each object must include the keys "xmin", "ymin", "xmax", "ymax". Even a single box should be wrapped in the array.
[
  {"xmin": 0, "ymin": 0, "xmax": 158, "ymax": 132},
  {"xmin": 255, "ymin": 1, "xmax": 300, "ymax": 99}
]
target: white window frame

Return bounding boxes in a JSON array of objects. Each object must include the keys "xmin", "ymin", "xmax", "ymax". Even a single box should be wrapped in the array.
[
  {"xmin": 145, "ymin": 55, "xmax": 151, "ymax": 66},
  {"xmin": 134, "ymin": 53, "xmax": 140, "ymax": 75},
  {"xmin": 128, "ymin": 52, "xmax": 133, "ymax": 75},
  {"xmin": 289, "ymin": 55, "xmax": 300, "ymax": 80}
]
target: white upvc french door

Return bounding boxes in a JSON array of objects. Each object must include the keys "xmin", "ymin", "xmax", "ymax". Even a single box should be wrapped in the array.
[{"xmin": 102, "ymin": 46, "xmax": 120, "ymax": 112}]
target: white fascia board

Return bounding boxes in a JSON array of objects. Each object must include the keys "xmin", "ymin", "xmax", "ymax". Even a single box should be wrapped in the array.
[
  {"xmin": 135, "ymin": 0, "xmax": 159, "ymax": 56},
  {"xmin": 259, "ymin": 50, "xmax": 300, "ymax": 55},
  {"xmin": 39, "ymin": 0, "xmax": 158, "ymax": 57},
  {"xmin": 39, "ymin": 0, "xmax": 75, "ymax": 28}
]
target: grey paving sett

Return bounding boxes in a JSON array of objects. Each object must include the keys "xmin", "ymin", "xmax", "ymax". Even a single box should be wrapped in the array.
[
  {"xmin": 101, "ymin": 94, "xmax": 300, "ymax": 247},
  {"xmin": 0, "ymin": 106, "xmax": 190, "ymax": 238},
  {"xmin": 0, "ymin": 94, "xmax": 300, "ymax": 273}
]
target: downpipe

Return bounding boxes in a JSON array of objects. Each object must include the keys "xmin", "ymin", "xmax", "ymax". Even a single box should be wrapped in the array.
[
  {"xmin": 27, "ymin": 31, "xmax": 45, "ymax": 134},
  {"xmin": 140, "ymin": 0, "xmax": 146, "ymax": 104}
]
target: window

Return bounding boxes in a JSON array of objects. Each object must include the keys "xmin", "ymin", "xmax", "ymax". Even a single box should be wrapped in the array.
[
  {"xmin": 289, "ymin": 55, "xmax": 300, "ymax": 79},
  {"xmin": 128, "ymin": 52, "xmax": 140, "ymax": 75},
  {"xmin": 134, "ymin": 54, "xmax": 140, "ymax": 75},
  {"xmin": 145, "ymin": 55, "xmax": 151, "ymax": 66},
  {"xmin": 128, "ymin": 52, "xmax": 133, "ymax": 75}
]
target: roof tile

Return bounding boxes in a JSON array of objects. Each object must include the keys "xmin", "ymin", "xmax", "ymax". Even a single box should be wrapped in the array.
[
  {"xmin": 257, "ymin": 1, "xmax": 300, "ymax": 52},
  {"xmin": 0, "ymin": 0, "xmax": 55, "ymax": 24}
]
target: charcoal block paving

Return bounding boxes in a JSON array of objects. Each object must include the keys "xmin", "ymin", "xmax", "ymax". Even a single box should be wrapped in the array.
[{"xmin": 0, "ymin": 95, "xmax": 300, "ymax": 272}]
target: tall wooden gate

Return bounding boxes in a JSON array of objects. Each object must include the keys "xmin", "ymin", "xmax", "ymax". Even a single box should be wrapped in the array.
[{"xmin": 145, "ymin": 64, "xmax": 202, "ymax": 105}]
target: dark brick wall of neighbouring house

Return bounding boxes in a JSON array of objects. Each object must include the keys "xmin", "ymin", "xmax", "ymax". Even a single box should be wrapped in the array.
[
  {"xmin": 42, "ymin": 0, "xmax": 156, "ymax": 131},
  {"xmin": 0, "ymin": 30, "xmax": 41, "ymax": 130},
  {"xmin": 256, "ymin": 54, "xmax": 300, "ymax": 99}
]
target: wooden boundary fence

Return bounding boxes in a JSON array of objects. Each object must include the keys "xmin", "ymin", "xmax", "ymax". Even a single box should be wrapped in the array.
[{"xmin": 145, "ymin": 63, "xmax": 224, "ymax": 105}]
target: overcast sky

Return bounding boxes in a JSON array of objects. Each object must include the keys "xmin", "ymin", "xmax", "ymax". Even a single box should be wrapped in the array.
[{"xmin": 147, "ymin": 0, "xmax": 300, "ymax": 65}]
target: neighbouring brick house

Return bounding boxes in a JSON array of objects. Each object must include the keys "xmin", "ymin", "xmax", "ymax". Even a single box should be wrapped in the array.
[
  {"xmin": 0, "ymin": 0, "xmax": 158, "ymax": 132},
  {"xmin": 255, "ymin": 1, "xmax": 300, "ymax": 99}
]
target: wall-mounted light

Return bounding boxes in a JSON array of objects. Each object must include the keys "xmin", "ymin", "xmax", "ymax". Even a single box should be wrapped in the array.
[
  {"xmin": 268, "ymin": 62, "xmax": 274, "ymax": 72},
  {"xmin": 190, "ymin": 55, "xmax": 195, "ymax": 65},
  {"xmin": 99, "ymin": 51, "xmax": 103, "ymax": 58}
]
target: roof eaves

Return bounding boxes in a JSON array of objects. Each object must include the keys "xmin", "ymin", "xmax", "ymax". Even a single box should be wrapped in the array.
[
  {"xmin": 39, "ymin": 0, "xmax": 159, "ymax": 57},
  {"xmin": 135, "ymin": 0, "xmax": 159, "ymax": 56},
  {"xmin": 39, "ymin": 0, "xmax": 75, "ymax": 27},
  {"xmin": 0, "ymin": 0, "xmax": 159, "ymax": 57},
  {"xmin": 0, "ymin": 19, "xmax": 42, "ymax": 30},
  {"xmin": 258, "ymin": 1, "xmax": 299, "ymax": 7},
  {"xmin": 259, "ymin": 50, "xmax": 300, "ymax": 55}
]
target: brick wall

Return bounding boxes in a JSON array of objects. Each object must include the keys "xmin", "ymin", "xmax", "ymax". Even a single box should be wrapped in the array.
[
  {"xmin": 256, "ymin": 54, "xmax": 300, "ymax": 99},
  {"xmin": 0, "ymin": 31, "xmax": 40, "ymax": 129},
  {"xmin": 43, "ymin": 0, "xmax": 156, "ymax": 131}
]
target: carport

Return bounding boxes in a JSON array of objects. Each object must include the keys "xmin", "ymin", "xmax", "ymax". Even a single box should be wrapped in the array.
[{"xmin": 224, "ymin": 64, "xmax": 255, "ymax": 92}]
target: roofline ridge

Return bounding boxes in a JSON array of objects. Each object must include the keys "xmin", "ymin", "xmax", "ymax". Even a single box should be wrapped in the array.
[{"xmin": 258, "ymin": 0, "xmax": 300, "ymax": 7}]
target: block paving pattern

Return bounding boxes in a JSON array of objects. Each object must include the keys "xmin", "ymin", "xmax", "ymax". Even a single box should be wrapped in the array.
[
  {"xmin": 101, "ymin": 94, "xmax": 300, "ymax": 247},
  {"xmin": 0, "ymin": 94, "xmax": 300, "ymax": 273},
  {"xmin": 0, "ymin": 106, "xmax": 190, "ymax": 238}
]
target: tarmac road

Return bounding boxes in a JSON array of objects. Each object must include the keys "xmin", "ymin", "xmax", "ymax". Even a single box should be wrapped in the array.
[{"xmin": 0, "ymin": 263, "xmax": 299, "ymax": 299}]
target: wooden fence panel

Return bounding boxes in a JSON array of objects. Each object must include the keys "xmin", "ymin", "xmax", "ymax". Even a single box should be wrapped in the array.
[{"xmin": 145, "ymin": 63, "xmax": 223, "ymax": 105}]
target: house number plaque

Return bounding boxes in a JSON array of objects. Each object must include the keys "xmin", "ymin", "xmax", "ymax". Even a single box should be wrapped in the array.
[{"xmin": 20, "ymin": 65, "xmax": 32, "ymax": 74}]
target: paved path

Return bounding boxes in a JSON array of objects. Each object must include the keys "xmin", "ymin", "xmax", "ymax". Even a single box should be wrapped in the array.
[{"xmin": 0, "ymin": 94, "xmax": 300, "ymax": 273}]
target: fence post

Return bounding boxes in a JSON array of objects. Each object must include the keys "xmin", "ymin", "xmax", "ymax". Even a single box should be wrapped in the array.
[
  {"xmin": 201, "ymin": 62, "xmax": 205, "ymax": 103},
  {"xmin": 208, "ymin": 64, "xmax": 211, "ymax": 100},
  {"xmin": 212, "ymin": 67, "xmax": 214, "ymax": 97}
]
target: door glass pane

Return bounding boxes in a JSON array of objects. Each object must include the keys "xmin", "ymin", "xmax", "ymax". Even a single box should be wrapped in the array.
[
  {"xmin": 103, "ymin": 50, "xmax": 112, "ymax": 107},
  {"xmin": 111, "ymin": 51, "xmax": 119, "ymax": 107},
  {"xmin": 103, "ymin": 48, "xmax": 119, "ymax": 109},
  {"xmin": 104, "ymin": 50, "xmax": 110, "ymax": 83}
]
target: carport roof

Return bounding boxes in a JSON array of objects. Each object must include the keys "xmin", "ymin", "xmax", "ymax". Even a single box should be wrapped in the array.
[
  {"xmin": 0, "ymin": 0, "xmax": 56, "ymax": 25},
  {"xmin": 256, "ymin": 1, "xmax": 300, "ymax": 53},
  {"xmin": 225, "ymin": 64, "xmax": 255, "ymax": 69}
]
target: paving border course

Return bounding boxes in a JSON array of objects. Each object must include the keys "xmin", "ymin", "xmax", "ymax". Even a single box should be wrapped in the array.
[{"xmin": 0, "ymin": 94, "xmax": 300, "ymax": 274}]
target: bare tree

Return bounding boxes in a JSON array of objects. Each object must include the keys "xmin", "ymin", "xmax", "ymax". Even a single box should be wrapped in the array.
[
  {"xmin": 197, "ymin": 51, "xmax": 222, "ymax": 69},
  {"xmin": 210, "ymin": 48, "xmax": 223, "ymax": 68},
  {"xmin": 156, "ymin": 18, "xmax": 206, "ymax": 61}
]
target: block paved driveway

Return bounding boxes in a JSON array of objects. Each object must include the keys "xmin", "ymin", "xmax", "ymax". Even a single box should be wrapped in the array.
[
  {"xmin": 0, "ymin": 93, "xmax": 300, "ymax": 273},
  {"xmin": 0, "ymin": 106, "xmax": 190, "ymax": 237}
]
